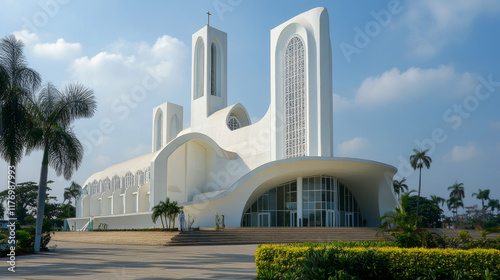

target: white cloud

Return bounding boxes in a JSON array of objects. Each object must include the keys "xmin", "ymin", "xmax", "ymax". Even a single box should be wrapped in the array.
[
  {"xmin": 404, "ymin": 0, "xmax": 500, "ymax": 55},
  {"xmin": 444, "ymin": 142, "xmax": 480, "ymax": 162},
  {"xmin": 70, "ymin": 35, "xmax": 187, "ymax": 102},
  {"xmin": 337, "ymin": 137, "xmax": 370, "ymax": 156},
  {"xmin": 13, "ymin": 29, "xmax": 39, "ymax": 45},
  {"xmin": 355, "ymin": 65, "xmax": 477, "ymax": 106},
  {"xmin": 33, "ymin": 38, "xmax": 82, "ymax": 60},
  {"xmin": 333, "ymin": 93, "xmax": 353, "ymax": 113}
]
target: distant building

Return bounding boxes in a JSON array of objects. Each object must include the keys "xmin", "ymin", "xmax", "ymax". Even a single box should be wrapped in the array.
[{"xmin": 68, "ymin": 7, "xmax": 397, "ymax": 230}]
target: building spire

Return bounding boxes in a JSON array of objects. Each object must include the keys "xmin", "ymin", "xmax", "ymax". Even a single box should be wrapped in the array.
[{"xmin": 207, "ymin": 11, "xmax": 211, "ymax": 26}]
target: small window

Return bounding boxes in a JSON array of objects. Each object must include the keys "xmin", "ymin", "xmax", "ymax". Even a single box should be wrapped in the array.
[{"xmin": 227, "ymin": 115, "xmax": 241, "ymax": 131}]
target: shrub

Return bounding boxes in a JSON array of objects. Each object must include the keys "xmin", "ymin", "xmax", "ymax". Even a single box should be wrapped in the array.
[{"xmin": 255, "ymin": 244, "xmax": 500, "ymax": 280}]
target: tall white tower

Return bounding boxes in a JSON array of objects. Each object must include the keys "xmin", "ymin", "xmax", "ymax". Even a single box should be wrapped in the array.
[
  {"xmin": 190, "ymin": 25, "xmax": 228, "ymax": 128},
  {"xmin": 269, "ymin": 7, "xmax": 333, "ymax": 160}
]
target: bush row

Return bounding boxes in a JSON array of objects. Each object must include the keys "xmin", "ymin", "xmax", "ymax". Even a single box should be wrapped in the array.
[{"xmin": 255, "ymin": 244, "xmax": 500, "ymax": 279}]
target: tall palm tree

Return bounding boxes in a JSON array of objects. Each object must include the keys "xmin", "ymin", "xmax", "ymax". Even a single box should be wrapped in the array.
[
  {"xmin": 63, "ymin": 181, "xmax": 81, "ymax": 217},
  {"xmin": 409, "ymin": 148, "xmax": 432, "ymax": 217},
  {"xmin": 448, "ymin": 181, "xmax": 465, "ymax": 200},
  {"xmin": 26, "ymin": 82, "xmax": 96, "ymax": 252},
  {"xmin": 430, "ymin": 194, "xmax": 446, "ymax": 208},
  {"xmin": 393, "ymin": 178, "xmax": 409, "ymax": 203},
  {"xmin": 471, "ymin": 188, "xmax": 490, "ymax": 210},
  {"xmin": 0, "ymin": 35, "xmax": 41, "ymax": 218}
]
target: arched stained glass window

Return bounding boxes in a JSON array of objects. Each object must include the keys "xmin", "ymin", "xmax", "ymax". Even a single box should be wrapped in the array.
[
  {"xmin": 227, "ymin": 115, "xmax": 241, "ymax": 131},
  {"xmin": 284, "ymin": 36, "xmax": 306, "ymax": 158}
]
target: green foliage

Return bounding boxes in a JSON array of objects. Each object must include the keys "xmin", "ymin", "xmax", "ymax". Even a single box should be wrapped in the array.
[
  {"xmin": 0, "ymin": 181, "xmax": 55, "ymax": 225},
  {"xmin": 255, "ymin": 243, "xmax": 500, "ymax": 280},
  {"xmin": 405, "ymin": 195, "xmax": 443, "ymax": 227},
  {"xmin": 151, "ymin": 197, "xmax": 183, "ymax": 229}
]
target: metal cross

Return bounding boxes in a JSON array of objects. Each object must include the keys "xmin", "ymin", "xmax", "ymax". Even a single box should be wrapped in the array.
[{"xmin": 207, "ymin": 11, "xmax": 211, "ymax": 26}]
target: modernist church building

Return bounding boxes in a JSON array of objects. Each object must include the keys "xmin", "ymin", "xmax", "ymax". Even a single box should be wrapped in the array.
[{"xmin": 69, "ymin": 7, "xmax": 397, "ymax": 230}]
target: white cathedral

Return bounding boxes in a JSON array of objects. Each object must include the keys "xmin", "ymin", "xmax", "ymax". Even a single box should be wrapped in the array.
[{"xmin": 69, "ymin": 7, "xmax": 397, "ymax": 230}]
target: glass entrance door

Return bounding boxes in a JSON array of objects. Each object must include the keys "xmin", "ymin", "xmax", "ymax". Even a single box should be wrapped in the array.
[
  {"xmin": 326, "ymin": 210, "xmax": 336, "ymax": 227},
  {"xmin": 290, "ymin": 211, "xmax": 297, "ymax": 227},
  {"xmin": 258, "ymin": 213, "xmax": 270, "ymax": 227},
  {"xmin": 345, "ymin": 213, "xmax": 354, "ymax": 227}
]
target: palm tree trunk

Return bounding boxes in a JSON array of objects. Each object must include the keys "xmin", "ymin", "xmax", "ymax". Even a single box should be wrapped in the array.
[
  {"xmin": 34, "ymin": 145, "xmax": 49, "ymax": 253},
  {"xmin": 416, "ymin": 166, "xmax": 422, "ymax": 218}
]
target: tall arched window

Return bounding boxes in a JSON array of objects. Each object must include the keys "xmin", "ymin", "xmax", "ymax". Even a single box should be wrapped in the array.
[
  {"xmin": 103, "ymin": 177, "xmax": 111, "ymax": 192},
  {"xmin": 124, "ymin": 171, "xmax": 134, "ymax": 188},
  {"xmin": 136, "ymin": 170, "xmax": 145, "ymax": 186},
  {"xmin": 211, "ymin": 43, "xmax": 217, "ymax": 96},
  {"xmin": 284, "ymin": 36, "xmax": 306, "ymax": 158},
  {"xmin": 194, "ymin": 38, "xmax": 204, "ymax": 99},
  {"xmin": 112, "ymin": 175, "xmax": 121, "ymax": 191},
  {"xmin": 154, "ymin": 109, "xmax": 163, "ymax": 151}
]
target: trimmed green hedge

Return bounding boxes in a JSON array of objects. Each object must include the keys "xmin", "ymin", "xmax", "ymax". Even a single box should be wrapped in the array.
[{"xmin": 255, "ymin": 244, "xmax": 500, "ymax": 279}]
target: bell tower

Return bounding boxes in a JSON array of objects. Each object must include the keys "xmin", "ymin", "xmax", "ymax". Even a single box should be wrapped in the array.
[{"xmin": 190, "ymin": 24, "xmax": 228, "ymax": 128}]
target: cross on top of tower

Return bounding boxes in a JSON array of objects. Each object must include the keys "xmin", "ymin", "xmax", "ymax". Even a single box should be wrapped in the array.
[{"xmin": 207, "ymin": 11, "xmax": 211, "ymax": 26}]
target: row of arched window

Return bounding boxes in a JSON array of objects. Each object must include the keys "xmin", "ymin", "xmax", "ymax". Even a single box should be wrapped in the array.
[{"xmin": 86, "ymin": 168, "xmax": 151, "ymax": 196}]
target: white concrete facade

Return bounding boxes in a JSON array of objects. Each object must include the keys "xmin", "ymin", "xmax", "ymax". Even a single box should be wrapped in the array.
[{"xmin": 70, "ymin": 7, "xmax": 397, "ymax": 230}]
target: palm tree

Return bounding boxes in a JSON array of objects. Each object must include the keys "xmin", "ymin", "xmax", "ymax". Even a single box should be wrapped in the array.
[
  {"xmin": 393, "ymin": 178, "xmax": 409, "ymax": 203},
  {"xmin": 0, "ymin": 35, "xmax": 41, "ymax": 218},
  {"xmin": 409, "ymin": 149, "xmax": 432, "ymax": 217},
  {"xmin": 487, "ymin": 199, "xmax": 500, "ymax": 215},
  {"xmin": 151, "ymin": 202, "xmax": 167, "ymax": 229},
  {"xmin": 448, "ymin": 181, "xmax": 465, "ymax": 200},
  {"xmin": 379, "ymin": 192, "xmax": 420, "ymax": 236},
  {"xmin": 430, "ymin": 195, "xmax": 446, "ymax": 208},
  {"xmin": 167, "ymin": 200, "xmax": 183, "ymax": 229},
  {"xmin": 471, "ymin": 188, "xmax": 490, "ymax": 210},
  {"xmin": 63, "ymin": 181, "xmax": 81, "ymax": 217},
  {"xmin": 26, "ymin": 82, "xmax": 96, "ymax": 252},
  {"xmin": 447, "ymin": 196, "xmax": 464, "ymax": 223}
]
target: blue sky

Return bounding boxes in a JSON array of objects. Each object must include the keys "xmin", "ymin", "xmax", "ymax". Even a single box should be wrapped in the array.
[{"xmin": 1, "ymin": 0, "xmax": 499, "ymax": 215}]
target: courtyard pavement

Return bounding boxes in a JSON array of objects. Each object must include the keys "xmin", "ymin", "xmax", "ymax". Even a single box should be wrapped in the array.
[{"xmin": 0, "ymin": 241, "xmax": 258, "ymax": 279}]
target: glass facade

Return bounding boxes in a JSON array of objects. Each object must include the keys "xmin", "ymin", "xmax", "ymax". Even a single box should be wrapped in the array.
[
  {"xmin": 242, "ymin": 175, "xmax": 362, "ymax": 227},
  {"xmin": 284, "ymin": 36, "xmax": 306, "ymax": 158}
]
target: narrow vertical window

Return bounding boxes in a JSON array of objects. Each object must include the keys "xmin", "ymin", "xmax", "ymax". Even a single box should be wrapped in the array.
[
  {"xmin": 284, "ymin": 36, "xmax": 306, "ymax": 158},
  {"xmin": 194, "ymin": 39, "xmax": 204, "ymax": 99},
  {"xmin": 211, "ymin": 43, "xmax": 216, "ymax": 96}
]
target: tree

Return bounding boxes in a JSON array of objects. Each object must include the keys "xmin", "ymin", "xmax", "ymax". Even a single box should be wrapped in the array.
[
  {"xmin": 405, "ymin": 195, "xmax": 443, "ymax": 227},
  {"xmin": 167, "ymin": 200, "xmax": 183, "ymax": 229},
  {"xmin": 25, "ymin": 83, "xmax": 97, "ymax": 252},
  {"xmin": 409, "ymin": 149, "xmax": 432, "ymax": 218},
  {"xmin": 379, "ymin": 192, "xmax": 420, "ymax": 238},
  {"xmin": 472, "ymin": 188, "xmax": 490, "ymax": 210},
  {"xmin": 0, "ymin": 181, "xmax": 55, "ymax": 224},
  {"xmin": 151, "ymin": 200, "xmax": 168, "ymax": 229},
  {"xmin": 448, "ymin": 181, "xmax": 465, "ymax": 200},
  {"xmin": 63, "ymin": 181, "xmax": 81, "ymax": 217},
  {"xmin": 430, "ymin": 195, "xmax": 446, "ymax": 208},
  {"xmin": 393, "ymin": 178, "xmax": 409, "ymax": 203},
  {"xmin": 0, "ymin": 35, "xmax": 41, "ymax": 220},
  {"xmin": 447, "ymin": 196, "xmax": 464, "ymax": 222},
  {"xmin": 487, "ymin": 199, "xmax": 500, "ymax": 215}
]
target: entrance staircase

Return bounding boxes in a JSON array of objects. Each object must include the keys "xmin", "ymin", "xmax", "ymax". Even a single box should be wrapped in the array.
[{"xmin": 167, "ymin": 227, "xmax": 383, "ymax": 246}]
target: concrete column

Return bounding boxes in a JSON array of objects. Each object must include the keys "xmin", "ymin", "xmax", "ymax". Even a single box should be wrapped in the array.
[{"xmin": 297, "ymin": 177, "xmax": 303, "ymax": 227}]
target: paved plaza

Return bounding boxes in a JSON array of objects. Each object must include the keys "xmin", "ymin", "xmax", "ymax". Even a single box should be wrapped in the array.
[{"xmin": 1, "ymin": 241, "xmax": 258, "ymax": 279}]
